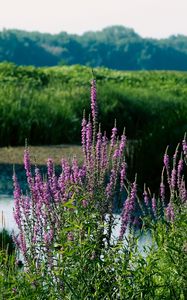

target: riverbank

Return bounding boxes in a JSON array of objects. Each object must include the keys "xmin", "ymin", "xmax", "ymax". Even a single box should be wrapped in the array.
[{"xmin": 0, "ymin": 145, "xmax": 82, "ymax": 194}]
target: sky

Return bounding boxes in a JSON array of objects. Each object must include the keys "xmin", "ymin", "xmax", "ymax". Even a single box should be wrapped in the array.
[{"xmin": 0, "ymin": 0, "xmax": 187, "ymax": 38}]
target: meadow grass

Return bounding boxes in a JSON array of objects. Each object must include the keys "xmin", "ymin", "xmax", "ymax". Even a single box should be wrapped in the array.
[{"xmin": 1, "ymin": 62, "xmax": 187, "ymax": 190}]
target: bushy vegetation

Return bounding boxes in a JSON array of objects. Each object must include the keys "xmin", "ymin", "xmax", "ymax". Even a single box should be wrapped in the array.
[
  {"xmin": 1, "ymin": 26, "xmax": 187, "ymax": 70},
  {"xmin": 0, "ymin": 229, "xmax": 15, "ymax": 255},
  {"xmin": 0, "ymin": 62, "xmax": 187, "ymax": 188},
  {"xmin": 0, "ymin": 78, "xmax": 186, "ymax": 299}
]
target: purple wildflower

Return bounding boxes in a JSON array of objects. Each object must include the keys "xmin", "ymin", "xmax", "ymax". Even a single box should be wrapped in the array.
[
  {"xmin": 22, "ymin": 196, "xmax": 31, "ymax": 217},
  {"xmin": 106, "ymin": 169, "xmax": 116, "ymax": 199},
  {"xmin": 119, "ymin": 132, "xmax": 126, "ymax": 157},
  {"xmin": 72, "ymin": 157, "xmax": 79, "ymax": 184},
  {"xmin": 180, "ymin": 179, "xmax": 187, "ymax": 203},
  {"xmin": 143, "ymin": 186, "xmax": 149, "ymax": 206},
  {"xmin": 24, "ymin": 149, "xmax": 33, "ymax": 188},
  {"xmin": 171, "ymin": 168, "xmax": 177, "ymax": 190},
  {"xmin": 61, "ymin": 159, "xmax": 71, "ymax": 183},
  {"xmin": 43, "ymin": 182, "xmax": 51, "ymax": 205},
  {"xmin": 163, "ymin": 153, "xmax": 169, "ymax": 170},
  {"xmin": 81, "ymin": 115, "xmax": 87, "ymax": 155},
  {"xmin": 165, "ymin": 202, "xmax": 175, "ymax": 222},
  {"xmin": 113, "ymin": 148, "xmax": 119, "ymax": 159},
  {"xmin": 119, "ymin": 180, "xmax": 137, "ymax": 240},
  {"xmin": 86, "ymin": 120, "xmax": 92, "ymax": 160},
  {"xmin": 96, "ymin": 128, "xmax": 102, "ymax": 167},
  {"xmin": 19, "ymin": 231, "xmax": 27, "ymax": 255},
  {"xmin": 78, "ymin": 164, "xmax": 86, "ymax": 183},
  {"xmin": 13, "ymin": 173, "xmax": 22, "ymax": 228},
  {"xmin": 120, "ymin": 161, "xmax": 126, "ymax": 191},
  {"xmin": 101, "ymin": 132, "xmax": 108, "ymax": 169},
  {"xmin": 32, "ymin": 225, "xmax": 38, "ymax": 244},
  {"xmin": 110, "ymin": 123, "xmax": 117, "ymax": 148},
  {"xmin": 182, "ymin": 134, "xmax": 187, "ymax": 155},
  {"xmin": 177, "ymin": 159, "xmax": 183, "ymax": 188},
  {"xmin": 91, "ymin": 79, "xmax": 97, "ymax": 122},
  {"xmin": 151, "ymin": 195, "xmax": 157, "ymax": 217},
  {"xmin": 160, "ymin": 182, "xmax": 165, "ymax": 204},
  {"xmin": 44, "ymin": 229, "xmax": 54, "ymax": 245},
  {"xmin": 34, "ymin": 167, "xmax": 44, "ymax": 202}
]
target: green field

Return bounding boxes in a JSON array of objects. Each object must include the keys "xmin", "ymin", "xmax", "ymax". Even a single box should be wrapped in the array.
[
  {"xmin": 0, "ymin": 62, "xmax": 187, "ymax": 145},
  {"xmin": 0, "ymin": 62, "xmax": 187, "ymax": 188}
]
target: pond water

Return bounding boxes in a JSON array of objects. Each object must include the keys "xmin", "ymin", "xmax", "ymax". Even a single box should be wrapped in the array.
[
  {"xmin": 0, "ymin": 195, "xmax": 151, "ymax": 254},
  {"xmin": 0, "ymin": 194, "xmax": 15, "ymax": 231}
]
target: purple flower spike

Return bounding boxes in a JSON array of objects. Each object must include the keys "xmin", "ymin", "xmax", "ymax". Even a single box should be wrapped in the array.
[
  {"xmin": 182, "ymin": 134, "xmax": 187, "ymax": 156},
  {"xmin": 81, "ymin": 115, "xmax": 87, "ymax": 155},
  {"xmin": 177, "ymin": 159, "xmax": 183, "ymax": 188},
  {"xmin": 13, "ymin": 173, "xmax": 22, "ymax": 228},
  {"xmin": 19, "ymin": 232, "xmax": 27, "ymax": 255},
  {"xmin": 24, "ymin": 149, "xmax": 31, "ymax": 175},
  {"xmin": 151, "ymin": 195, "xmax": 157, "ymax": 217},
  {"xmin": 91, "ymin": 79, "xmax": 97, "ymax": 122},
  {"xmin": 22, "ymin": 196, "xmax": 31, "ymax": 217},
  {"xmin": 106, "ymin": 169, "xmax": 116, "ymax": 199},
  {"xmin": 24, "ymin": 149, "xmax": 33, "ymax": 188},
  {"xmin": 61, "ymin": 159, "xmax": 71, "ymax": 183},
  {"xmin": 160, "ymin": 182, "xmax": 165, "ymax": 203},
  {"xmin": 180, "ymin": 180, "xmax": 187, "ymax": 203},
  {"xmin": 163, "ymin": 153, "xmax": 169, "ymax": 170},
  {"xmin": 96, "ymin": 128, "xmax": 102, "ymax": 166},
  {"xmin": 35, "ymin": 167, "xmax": 43, "ymax": 197},
  {"xmin": 171, "ymin": 168, "xmax": 177, "ymax": 190},
  {"xmin": 119, "ymin": 132, "xmax": 126, "ymax": 157},
  {"xmin": 165, "ymin": 202, "xmax": 175, "ymax": 222},
  {"xmin": 101, "ymin": 132, "xmax": 108, "ymax": 169},
  {"xmin": 72, "ymin": 158, "xmax": 79, "ymax": 184},
  {"xmin": 120, "ymin": 161, "xmax": 126, "ymax": 191},
  {"xmin": 86, "ymin": 120, "xmax": 92, "ymax": 160},
  {"xmin": 113, "ymin": 148, "xmax": 119, "ymax": 159},
  {"xmin": 143, "ymin": 186, "xmax": 149, "ymax": 206},
  {"xmin": 110, "ymin": 125, "xmax": 117, "ymax": 148},
  {"xmin": 44, "ymin": 229, "xmax": 54, "ymax": 245},
  {"xmin": 119, "ymin": 180, "xmax": 137, "ymax": 240}
]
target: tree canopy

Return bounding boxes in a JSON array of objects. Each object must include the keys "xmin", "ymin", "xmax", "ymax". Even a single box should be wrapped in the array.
[{"xmin": 0, "ymin": 26, "xmax": 187, "ymax": 70}]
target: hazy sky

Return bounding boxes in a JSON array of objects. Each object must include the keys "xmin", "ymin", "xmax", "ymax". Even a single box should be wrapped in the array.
[{"xmin": 0, "ymin": 0, "xmax": 187, "ymax": 38}]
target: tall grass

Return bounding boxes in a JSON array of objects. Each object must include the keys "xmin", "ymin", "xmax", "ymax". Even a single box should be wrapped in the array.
[{"xmin": 1, "ymin": 63, "xmax": 187, "ymax": 189}]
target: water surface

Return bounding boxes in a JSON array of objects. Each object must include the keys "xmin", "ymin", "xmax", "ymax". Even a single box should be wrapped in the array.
[
  {"xmin": 0, "ymin": 194, "xmax": 15, "ymax": 231},
  {"xmin": 0, "ymin": 195, "xmax": 151, "ymax": 255}
]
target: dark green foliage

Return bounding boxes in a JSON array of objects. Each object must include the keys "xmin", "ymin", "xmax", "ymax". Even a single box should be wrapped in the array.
[
  {"xmin": 0, "ymin": 229, "xmax": 15, "ymax": 255},
  {"xmin": 1, "ymin": 26, "xmax": 187, "ymax": 70},
  {"xmin": 0, "ymin": 197, "xmax": 186, "ymax": 299}
]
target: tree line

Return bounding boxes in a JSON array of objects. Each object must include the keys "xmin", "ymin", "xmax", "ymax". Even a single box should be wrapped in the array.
[{"xmin": 1, "ymin": 26, "xmax": 187, "ymax": 70}]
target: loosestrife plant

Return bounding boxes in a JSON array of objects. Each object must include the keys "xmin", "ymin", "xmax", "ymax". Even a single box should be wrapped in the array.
[
  {"xmin": 11, "ymin": 78, "xmax": 187, "ymax": 299},
  {"xmin": 12, "ymin": 78, "xmax": 135, "ymax": 293}
]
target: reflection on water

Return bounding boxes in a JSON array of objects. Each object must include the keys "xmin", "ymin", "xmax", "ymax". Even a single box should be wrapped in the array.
[
  {"xmin": 110, "ymin": 214, "xmax": 151, "ymax": 254},
  {"xmin": 0, "ymin": 194, "xmax": 15, "ymax": 231}
]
